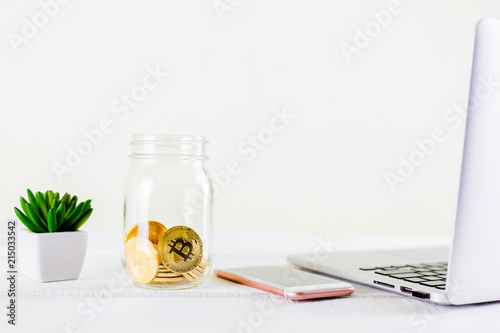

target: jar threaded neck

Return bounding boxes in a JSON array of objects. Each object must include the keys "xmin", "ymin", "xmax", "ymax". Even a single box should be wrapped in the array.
[{"xmin": 130, "ymin": 134, "xmax": 208, "ymax": 160}]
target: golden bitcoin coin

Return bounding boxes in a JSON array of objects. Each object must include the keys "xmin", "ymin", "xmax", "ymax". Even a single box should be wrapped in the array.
[
  {"xmin": 124, "ymin": 237, "xmax": 159, "ymax": 284},
  {"xmin": 158, "ymin": 264, "xmax": 173, "ymax": 273},
  {"xmin": 158, "ymin": 266, "xmax": 177, "ymax": 273},
  {"xmin": 151, "ymin": 276, "xmax": 186, "ymax": 283},
  {"xmin": 124, "ymin": 220, "xmax": 168, "ymax": 245},
  {"xmin": 157, "ymin": 271, "xmax": 184, "ymax": 278},
  {"xmin": 158, "ymin": 226, "xmax": 203, "ymax": 273}
]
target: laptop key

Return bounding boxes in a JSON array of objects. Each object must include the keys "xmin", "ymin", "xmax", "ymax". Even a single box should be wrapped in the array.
[
  {"xmin": 388, "ymin": 273, "xmax": 423, "ymax": 279},
  {"xmin": 403, "ymin": 277, "xmax": 428, "ymax": 283},
  {"xmin": 419, "ymin": 280, "xmax": 446, "ymax": 287},
  {"xmin": 375, "ymin": 270, "xmax": 404, "ymax": 276},
  {"xmin": 422, "ymin": 276, "xmax": 444, "ymax": 281},
  {"xmin": 408, "ymin": 264, "xmax": 432, "ymax": 268},
  {"xmin": 433, "ymin": 270, "xmax": 447, "ymax": 275},
  {"xmin": 386, "ymin": 269, "xmax": 423, "ymax": 275},
  {"xmin": 359, "ymin": 267, "xmax": 378, "ymax": 271},
  {"xmin": 376, "ymin": 269, "xmax": 424, "ymax": 276}
]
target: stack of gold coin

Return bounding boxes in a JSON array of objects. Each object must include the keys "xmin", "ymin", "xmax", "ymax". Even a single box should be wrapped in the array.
[
  {"xmin": 183, "ymin": 258, "xmax": 208, "ymax": 282},
  {"xmin": 124, "ymin": 221, "xmax": 206, "ymax": 285},
  {"xmin": 151, "ymin": 264, "xmax": 186, "ymax": 283}
]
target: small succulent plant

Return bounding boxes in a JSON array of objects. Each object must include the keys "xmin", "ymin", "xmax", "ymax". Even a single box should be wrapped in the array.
[{"xmin": 14, "ymin": 189, "xmax": 93, "ymax": 233}]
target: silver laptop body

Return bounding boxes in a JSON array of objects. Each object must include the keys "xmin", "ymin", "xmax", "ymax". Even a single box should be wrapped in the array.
[{"xmin": 288, "ymin": 18, "xmax": 500, "ymax": 305}]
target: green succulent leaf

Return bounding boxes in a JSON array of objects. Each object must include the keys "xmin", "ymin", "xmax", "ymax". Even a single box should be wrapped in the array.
[
  {"xmin": 46, "ymin": 190, "xmax": 54, "ymax": 211},
  {"xmin": 27, "ymin": 189, "xmax": 37, "ymax": 207},
  {"xmin": 36, "ymin": 191, "xmax": 48, "ymax": 222},
  {"xmin": 20, "ymin": 197, "xmax": 30, "ymax": 216},
  {"xmin": 56, "ymin": 201, "xmax": 66, "ymax": 229},
  {"xmin": 48, "ymin": 209, "xmax": 57, "ymax": 232},
  {"xmin": 14, "ymin": 207, "xmax": 45, "ymax": 233},
  {"xmin": 54, "ymin": 192, "xmax": 60, "ymax": 204},
  {"xmin": 61, "ymin": 194, "xmax": 70, "ymax": 212},
  {"xmin": 63, "ymin": 202, "xmax": 84, "ymax": 228},
  {"xmin": 69, "ymin": 196, "xmax": 78, "ymax": 209},
  {"xmin": 82, "ymin": 199, "xmax": 92, "ymax": 213},
  {"xmin": 65, "ymin": 199, "xmax": 77, "ymax": 218},
  {"xmin": 51, "ymin": 198, "xmax": 57, "ymax": 210},
  {"xmin": 70, "ymin": 208, "xmax": 93, "ymax": 231},
  {"xmin": 25, "ymin": 203, "xmax": 48, "ymax": 231},
  {"xmin": 62, "ymin": 193, "xmax": 71, "ymax": 204}
]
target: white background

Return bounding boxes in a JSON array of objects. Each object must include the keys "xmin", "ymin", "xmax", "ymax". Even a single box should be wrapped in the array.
[{"xmin": 1, "ymin": 0, "xmax": 499, "ymax": 235}]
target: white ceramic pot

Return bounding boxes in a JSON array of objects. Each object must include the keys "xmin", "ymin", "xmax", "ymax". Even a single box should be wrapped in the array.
[{"xmin": 19, "ymin": 228, "xmax": 88, "ymax": 282}]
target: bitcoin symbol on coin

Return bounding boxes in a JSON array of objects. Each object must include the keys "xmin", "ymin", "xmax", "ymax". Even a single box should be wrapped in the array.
[
  {"xmin": 168, "ymin": 238, "xmax": 194, "ymax": 262},
  {"xmin": 158, "ymin": 226, "xmax": 203, "ymax": 273}
]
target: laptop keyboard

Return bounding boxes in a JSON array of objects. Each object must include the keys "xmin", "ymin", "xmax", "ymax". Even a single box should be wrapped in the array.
[{"xmin": 359, "ymin": 262, "xmax": 447, "ymax": 290}]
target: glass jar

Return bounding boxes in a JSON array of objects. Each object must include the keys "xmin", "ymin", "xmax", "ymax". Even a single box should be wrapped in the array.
[{"xmin": 122, "ymin": 134, "xmax": 212, "ymax": 289}]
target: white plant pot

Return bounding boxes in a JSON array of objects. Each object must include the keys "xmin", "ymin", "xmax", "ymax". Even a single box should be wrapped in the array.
[{"xmin": 19, "ymin": 228, "xmax": 88, "ymax": 282}]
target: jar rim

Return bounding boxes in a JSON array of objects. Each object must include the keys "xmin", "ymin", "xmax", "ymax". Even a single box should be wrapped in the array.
[
  {"xmin": 131, "ymin": 134, "xmax": 207, "ymax": 144},
  {"xmin": 130, "ymin": 134, "xmax": 208, "ymax": 160}
]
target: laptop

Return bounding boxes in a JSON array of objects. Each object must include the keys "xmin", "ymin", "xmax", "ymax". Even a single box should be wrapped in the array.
[{"xmin": 288, "ymin": 18, "xmax": 500, "ymax": 305}]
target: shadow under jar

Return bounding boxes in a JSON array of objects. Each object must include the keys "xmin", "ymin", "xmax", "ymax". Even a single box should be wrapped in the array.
[{"xmin": 122, "ymin": 135, "xmax": 213, "ymax": 289}]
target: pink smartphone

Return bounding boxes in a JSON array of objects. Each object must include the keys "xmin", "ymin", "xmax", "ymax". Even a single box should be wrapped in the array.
[{"xmin": 215, "ymin": 265, "xmax": 354, "ymax": 300}]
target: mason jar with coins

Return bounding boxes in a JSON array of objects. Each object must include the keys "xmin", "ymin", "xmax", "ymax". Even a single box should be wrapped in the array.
[{"xmin": 122, "ymin": 135, "xmax": 212, "ymax": 289}]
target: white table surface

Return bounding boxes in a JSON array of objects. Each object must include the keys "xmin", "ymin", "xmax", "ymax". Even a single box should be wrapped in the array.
[{"xmin": 1, "ymin": 231, "xmax": 500, "ymax": 333}]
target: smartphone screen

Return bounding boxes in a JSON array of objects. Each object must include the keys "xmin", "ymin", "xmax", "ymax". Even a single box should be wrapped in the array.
[{"xmin": 215, "ymin": 265, "xmax": 354, "ymax": 300}]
